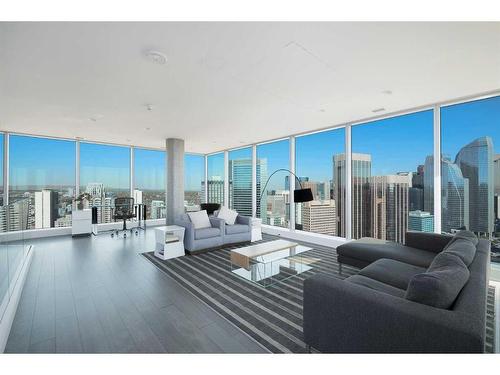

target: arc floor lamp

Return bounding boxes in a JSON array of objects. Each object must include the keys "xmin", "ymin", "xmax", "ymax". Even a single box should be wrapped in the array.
[{"xmin": 258, "ymin": 168, "xmax": 314, "ymax": 204}]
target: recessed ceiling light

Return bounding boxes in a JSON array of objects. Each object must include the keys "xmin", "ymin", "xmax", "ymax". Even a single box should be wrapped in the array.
[
  {"xmin": 145, "ymin": 127, "xmax": 151, "ymax": 130},
  {"xmin": 372, "ymin": 107, "xmax": 386, "ymax": 113},
  {"xmin": 381, "ymin": 90, "xmax": 393, "ymax": 95},
  {"xmin": 144, "ymin": 50, "xmax": 167, "ymax": 65}
]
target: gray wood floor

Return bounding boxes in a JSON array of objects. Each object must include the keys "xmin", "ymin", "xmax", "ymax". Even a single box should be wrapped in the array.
[{"xmin": 4, "ymin": 228, "xmax": 268, "ymax": 353}]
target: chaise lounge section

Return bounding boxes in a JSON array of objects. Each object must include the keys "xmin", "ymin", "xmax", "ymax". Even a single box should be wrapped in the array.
[{"xmin": 303, "ymin": 231, "xmax": 491, "ymax": 353}]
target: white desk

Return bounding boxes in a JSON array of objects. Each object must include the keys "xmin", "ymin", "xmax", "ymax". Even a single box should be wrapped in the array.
[{"xmin": 154, "ymin": 225, "xmax": 185, "ymax": 260}]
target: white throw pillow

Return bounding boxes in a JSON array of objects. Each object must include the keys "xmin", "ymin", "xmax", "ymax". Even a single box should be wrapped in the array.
[
  {"xmin": 217, "ymin": 206, "xmax": 238, "ymax": 225},
  {"xmin": 187, "ymin": 210, "xmax": 212, "ymax": 229}
]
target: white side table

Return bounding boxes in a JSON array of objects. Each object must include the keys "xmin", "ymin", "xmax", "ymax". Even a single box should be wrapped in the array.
[
  {"xmin": 250, "ymin": 218, "xmax": 262, "ymax": 242},
  {"xmin": 154, "ymin": 225, "xmax": 186, "ymax": 260}
]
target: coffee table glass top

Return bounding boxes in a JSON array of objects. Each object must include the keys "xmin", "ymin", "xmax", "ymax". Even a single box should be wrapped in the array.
[{"xmin": 230, "ymin": 239, "xmax": 316, "ymax": 287}]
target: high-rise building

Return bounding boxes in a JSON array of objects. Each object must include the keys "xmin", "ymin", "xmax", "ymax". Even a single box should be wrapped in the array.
[
  {"xmin": 34, "ymin": 189, "xmax": 59, "ymax": 229},
  {"xmin": 301, "ymin": 200, "xmax": 336, "ymax": 236},
  {"xmin": 370, "ymin": 174, "xmax": 410, "ymax": 243},
  {"xmin": 229, "ymin": 159, "xmax": 252, "ymax": 217},
  {"xmin": 408, "ymin": 210, "xmax": 434, "ymax": 232},
  {"xmin": 256, "ymin": 158, "xmax": 268, "ymax": 222},
  {"xmin": 85, "ymin": 183, "xmax": 113, "ymax": 223},
  {"xmin": 133, "ymin": 189, "xmax": 143, "ymax": 204},
  {"xmin": 442, "ymin": 157, "xmax": 470, "ymax": 233},
  {"xmin": 151, "ymin": 200, "xmax": 166, "ymax": 219},
  {"xmin": 204, "ymin": 176, "xmax": 224, "ymax": 205},
  {"xmin": 264, "ymin": 190, "xmax": 288, "ymax": 227},
  {"xmin": 333, "ymin": 153, "xmax": 372, "ymax": 239},
  {"xmin": 455, "ymin": 136, "xmax": 494, "ymax": 235}
]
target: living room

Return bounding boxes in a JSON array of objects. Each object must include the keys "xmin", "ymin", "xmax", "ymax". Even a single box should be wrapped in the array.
[{"xmin": 1, "ymin": 1, "xmax": 500, "ymax": 374}]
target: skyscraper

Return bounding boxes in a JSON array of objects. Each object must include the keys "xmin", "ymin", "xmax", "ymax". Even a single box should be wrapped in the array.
[
  {"xmin": 34, "ymin": 189, "xmax": 59, "ymax": 229},
  {"xmin": 204, "ymin": 177, "xmax": 224, "ymax": 205},
  {"xmin": 441, "ymin": 157, "xmax": 470, "ymax": 233},
  {"xmin": 229, "ymin": 159, "xmax": 252, "ymax": 217},
  {"xmin": 301, "ymin": 200, "xmax": 336, "ymax": 236},
  {"xmin": 370, "ymin": 174, "xmax": 410, "ymax": 243},
  {"xmin": 455, "ymin": 136, "xmax": 494, "ymax": 235},
  {"xmin": 333, "ymin": 153, "xmax": 372, "ymax": 239}
]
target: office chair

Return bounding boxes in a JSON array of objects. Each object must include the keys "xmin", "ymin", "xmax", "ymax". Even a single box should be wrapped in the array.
[
  {"xmin": 111, "ymin": 197, "xmax": 137, "ymax": 238},
  {"xmin": 200, "ymin": 203, "xmax": 221, "ymax": 215}
]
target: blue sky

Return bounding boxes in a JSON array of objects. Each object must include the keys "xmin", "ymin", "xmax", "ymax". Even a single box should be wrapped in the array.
[{"xmin": 5, "ymin": 96, "xmax": 500, "ymax": 191}]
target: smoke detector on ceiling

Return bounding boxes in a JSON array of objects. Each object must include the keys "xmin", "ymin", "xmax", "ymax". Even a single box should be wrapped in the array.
[{"xmin": 144, "ymin": 50, "xmax": 168, "ymax": 65}]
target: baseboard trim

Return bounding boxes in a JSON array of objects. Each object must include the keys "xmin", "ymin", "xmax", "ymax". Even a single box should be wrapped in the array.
[{"xmin": 0, "ymin": 245, "xmax": 34, "ymax": 353}]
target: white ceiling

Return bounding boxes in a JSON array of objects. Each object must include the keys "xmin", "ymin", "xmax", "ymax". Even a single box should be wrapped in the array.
[{"xmin": 1, "ymin": 22, "xmax": 499, "ymax": 154}]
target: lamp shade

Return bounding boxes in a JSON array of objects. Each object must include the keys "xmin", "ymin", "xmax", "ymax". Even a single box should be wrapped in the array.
[{"xmin": 294, "ymin": 188, "xmax": 314, "ymax": 203}]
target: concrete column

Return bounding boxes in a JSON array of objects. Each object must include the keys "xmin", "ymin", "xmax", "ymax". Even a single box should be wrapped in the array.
[{"xmin": 166, "ymin": 138, "xmax": 185, "ymax": 225}]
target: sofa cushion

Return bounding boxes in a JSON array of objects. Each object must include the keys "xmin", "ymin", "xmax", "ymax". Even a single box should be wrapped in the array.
[
  {"xmin": 405, "ymin": 252, "xmax": 470, "ymax": 309},
  {"xmin": 336, "ymin": 237, "xmax": 436, "ymax": 268},
  {"xmin": 187, "ymin": 210, "xmax": 211, "ymax": 229},
  {"xmin": 345, "ymin": 275, "xmax": 406, "ymax": 298},
  {"xmin": 359, "ymin": 259, "xmax": 426, "ymax": 290},
  {"xmin": 443, "ymin": 238, "xmax": 477, "ymax": 267},
  {"xmin": 441, "ymin": 230, "xmax": 478, "ymax": 266},
  {"xmin": 217, "ymin": 206, "xmax": 238, "ymax": 225},
  {"xmin": 195, "ymin": 227, "xmax": 221, "ymax": 240},
  {"xmin": 446, "ymin": 230, "xmax": 479, "ymax": 247},
  {"xmin": 225, "ymin": 224, "xmax": 249, "ymax": 235}
]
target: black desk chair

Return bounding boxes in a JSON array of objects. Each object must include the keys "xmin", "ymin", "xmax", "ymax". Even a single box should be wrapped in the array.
[{"xmin": 112, "ymin": 197, "xmax": 137, "ymax": 238}]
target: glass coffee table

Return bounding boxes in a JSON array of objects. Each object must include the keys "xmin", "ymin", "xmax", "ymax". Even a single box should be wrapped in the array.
[{"xmin": 230, "ymin": 239, "xmax": 316, "ymax": 287}]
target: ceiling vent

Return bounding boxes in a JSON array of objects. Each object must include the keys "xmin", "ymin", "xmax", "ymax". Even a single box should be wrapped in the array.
[
  {"xmin": 144, "ymin": 50, "xmax": 168, "ymax": 65},
  {"xmin": 372, "ymin": 107, "xmax": 386, "ymax": 113}
]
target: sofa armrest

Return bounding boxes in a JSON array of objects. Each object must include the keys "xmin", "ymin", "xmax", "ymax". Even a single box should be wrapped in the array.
[
  {"xmin": 236, "ymin": 215, "xmax": 251, "ymax": 227},
  {"xmin": 175, "ymin": 219, "xmax": 195, "ymax": 250},
  {"xmin": 405, "ymin": 231, "xmax": 453, "ymax": 254},
  {"xmin": 303, "ymin": 274, "xmax": 484, "ymax": 353},
  {"xmin": 209, "ymin": 217, "xmax": 225, "ymax": 231}
]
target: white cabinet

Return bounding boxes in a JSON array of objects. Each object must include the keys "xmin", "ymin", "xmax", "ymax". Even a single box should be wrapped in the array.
[
  {"xmin": 72, "ymin": 209, "xmax": 92, "ymax": 237},
  {"xmin": 154, "ymin": 225, "xmax": 185, "ymax": 260}
]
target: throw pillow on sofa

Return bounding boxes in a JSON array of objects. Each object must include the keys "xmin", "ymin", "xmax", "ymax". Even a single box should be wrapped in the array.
[
  {"xmin": 187, "ymin": 210, "xmax": 212, "ymax": 229},
  {"xmin": 217, "ymin": 206, "xmax": 238, "ymax": 225},
  {"xmin": 405, "ymin": 252, "xmax": 470, "ymax": 309}
]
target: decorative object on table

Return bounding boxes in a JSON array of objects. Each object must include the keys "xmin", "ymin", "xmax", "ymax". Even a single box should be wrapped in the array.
[
  {"xmin": 200, "ymin": 203, "xmax": 221, "ymax": 215},
  {"xmin": 216, "ymin": 206, "xmax": 238, "ymax": 225},
  {"xmin": 258, "ymin": 168, "xmax": 314, "ymax": 204},
  {"xmin": 154, "ymin": 225, "xmax": 185, "ymax": 260}
]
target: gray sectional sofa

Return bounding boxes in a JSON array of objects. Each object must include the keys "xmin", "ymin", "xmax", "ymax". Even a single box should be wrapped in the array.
[
  {"xmin": 175, "ymin": 213, "xmax": 251, "ymax": 254},
  {"xmin": 303, "ymin": 230, "xmax": 491, "ymax": 353}
]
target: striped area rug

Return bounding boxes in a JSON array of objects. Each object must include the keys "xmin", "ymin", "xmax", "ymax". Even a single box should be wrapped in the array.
[{"xmin": 143, "ymin": 237, "xmax": 497, "ymax": 353}]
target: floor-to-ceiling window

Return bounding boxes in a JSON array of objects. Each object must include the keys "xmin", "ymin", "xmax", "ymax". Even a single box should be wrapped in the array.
[
  {"xmin": 80, "ymin": 142, "xmax": 130, "ymax": 223},
  {"xmin": 256, "ymin": 139, "xmax": 289, "ymax": 228},
  {"xmin": 441, "ymin": 96, "xmax": 500, "ymax": 262},
  {"xmin": 0, "ymin": 134, "xmax": 3, "ymax": 206},
  {"xmin": 229, "ymin": 147, "xmax": 252, "ymax": 217},
  {"xmin": 9, "ymin": 135, "xmax": 75, "ymax": 230},
  {"xmin": 185, "ymin": 154, "xmax": 205, "ymax": 211},
  {"xmin": 206, "ymin": 153, "xmax": 225, "ymax": 206},
  {"xmin": 134, "ymin": 148, "xmax": 165, "ymax": 219},
  {"xmin": 295, "ymin": 128, "xmax": 345, "ymax": 237},
  {"xmin": 351, "ymin": 110, "xmax": 434, "ymax": 243}
]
